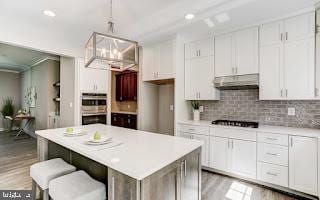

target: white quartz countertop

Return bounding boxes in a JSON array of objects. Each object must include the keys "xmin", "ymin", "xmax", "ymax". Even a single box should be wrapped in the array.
[
  {"xmin": 178, "ymin": 120, "xmax": 320, "ymax": 138},
  {"xmin": 36, "ymin": 124, "xmax": 202, "ymax": 180}
]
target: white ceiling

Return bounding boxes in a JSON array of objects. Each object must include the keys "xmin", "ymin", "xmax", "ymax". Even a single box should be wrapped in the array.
[
  {"xmin": 0, "ymin": 0, "xmax": 317, "ymax": 56},
  {"xmin": 0, "ymin": 43, "xmax": 56, "ymax": 72}
]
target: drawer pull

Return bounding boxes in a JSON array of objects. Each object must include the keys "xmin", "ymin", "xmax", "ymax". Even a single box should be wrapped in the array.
[
  {"xmin": 188, "ymin": 128, "xmax": 195, "ymax": 131},
  {"xmin": 266, "ymin": 172, "xmax": 278, "ymax": 176},
  {"xmin": 266, "ymin": 152, "xmax": 278, "ymax": 156},
  {"xmin": 266, "ymin": 138, "xmax": 278, "ymax": 141}
]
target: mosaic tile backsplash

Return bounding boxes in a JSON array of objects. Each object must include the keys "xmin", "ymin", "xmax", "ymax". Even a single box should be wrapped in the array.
[{"xmin": 199, "ymin": 89, "xmax": 320, "ymax": 129}]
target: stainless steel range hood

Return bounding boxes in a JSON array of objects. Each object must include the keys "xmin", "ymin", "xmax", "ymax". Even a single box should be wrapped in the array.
[{"xmin": 214, "ymin": 74, "xmax": 259, "ymax": 90}]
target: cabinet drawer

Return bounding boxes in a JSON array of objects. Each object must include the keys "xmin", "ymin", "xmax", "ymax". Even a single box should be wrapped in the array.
[
  {"xmin": 257, "ymin": 162, "xmax": 288, "ymax": 188},
  {"xmin": 258, "ymin": 132, "xmax": 288, "ymax": 146},
  {"xmin": 210, "ymin": 127, "xmax": 256, "ymax": 141},
  {"xmin": 178, "ymin": 124, "xmax": 209, "ymax": 136},
  {"xmin": 258, "ymin": 143, "xmax": 288, "ymax": 166}
]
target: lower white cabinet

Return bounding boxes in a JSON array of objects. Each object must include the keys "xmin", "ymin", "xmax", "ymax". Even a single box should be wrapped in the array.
[
  {"xmin": 177, "ymin": 131, "xmax": 210, "ymax": 167},
  {"xmin": 257, "ymin": 162, "xmax": 288, "ymax": 187},
  {"xmin": 210, "ymin": 136, "xmax": 257, "ymax": 179},
  {"xmin": 289, "ymin": 136, "xmax": 318, "ymax": 196}
]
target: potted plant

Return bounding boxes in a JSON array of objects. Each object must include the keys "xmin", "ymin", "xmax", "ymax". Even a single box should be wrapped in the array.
[
  {"xmin": 191, "ymin": 101, "xmax": 200, "ymax": 121},
  {"xmin": 1, "ymin": 98, "xmax": 15, "ymax": 131}
]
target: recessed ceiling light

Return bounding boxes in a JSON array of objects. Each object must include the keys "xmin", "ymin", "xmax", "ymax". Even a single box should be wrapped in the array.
[
  {"xmin": 43, "ymin": 10, "xmax": 56, "ymax": 17},
  {"xmin": 215, "ymin": 13, "xmax": 230, "ymax": 23},
  {"xmin": 185, "ymin": 13, "xmax": 195, "ymax": 20},
  {"xmin": 204, "ymin": 18, "xmax": 215, "ymax": 28}
]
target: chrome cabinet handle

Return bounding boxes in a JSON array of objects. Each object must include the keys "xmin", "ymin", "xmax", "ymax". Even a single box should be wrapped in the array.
[
  {"xmin": 231, "ymin": 140, "xmax": 234, "ymax": 149},
  {"xmin": 267, "ymin": 172, "xmax": 278, "ymax": 176},
  {"xmin": 180, "ymin": 161, "xmax": 184, "ymax": 178},
  {"xmin": 290, "ymin": 137, "xmax": 293, "ymax": 147},
  {"xmin": 266, "ymin": 152, "xmax": 278, "ymax": 156},
  {"xmin": 285, "ymin": 32, "xmax": 288, "ymax": 41},
  {"xmin": 112, "ymin": 176, "xmax": 115, "ymax": 200},
  {"xmin": 280, "ymin": 33, "xmax": 283, "ymax": 41},
  {"xmin": 184, "ymin": 160, "xmax": 187, "ymax": 177},
  {"xmin": 266, "ymin": 137, "xmax": 277, "ymax": 141},
  {"xmin": 188, "ymin": 128, "xmax": 195, "ymax": 131},
  {"xmin": 280, "ymin": 89, "xmax": 283, "ymax": 97},
  {"xmin": 285, "ymin": 89, "xmax": 288, "ymax": 97}
]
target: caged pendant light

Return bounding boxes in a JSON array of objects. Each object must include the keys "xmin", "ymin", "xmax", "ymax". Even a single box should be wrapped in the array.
[{"xmin": 84, "ymin": 0, "xmax": 139, "ymax": 71}]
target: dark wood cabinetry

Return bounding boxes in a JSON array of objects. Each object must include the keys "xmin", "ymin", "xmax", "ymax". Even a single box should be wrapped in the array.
[
  {"xmin": 111, "ymin": 113, "xmax": 137, "ymax": 130},
  {"xmin": 116, "ymin": 72, "xmax": 137, "ymax": 101}
]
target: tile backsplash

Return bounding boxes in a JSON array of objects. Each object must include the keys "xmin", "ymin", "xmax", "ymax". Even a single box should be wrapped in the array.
[{"xmin": 199, "ymin": 89, "xmax": 320, "ymax": 128}]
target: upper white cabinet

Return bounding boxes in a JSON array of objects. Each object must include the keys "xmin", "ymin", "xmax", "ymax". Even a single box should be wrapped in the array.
[
  {"xmin": 215, "ymin": 27, "xmax": 259, "ymax": 77},
  {"xmin": 142, "ymin": 39, "xmax": 176, "ymax": 81},
  {"xmin": 185, "ymin": 37, "xmax": 219, "ymax": 100},
  {"xmin": 260, "ymin": 12, "xmax": 315, "ymax": 100},
  {"xmin": 289, "ymin": 136, "xmax": 318, "ymax": 196},
  {"xmin": 78, "ymin": 59, "xmax": 109, "ymax": 93}
]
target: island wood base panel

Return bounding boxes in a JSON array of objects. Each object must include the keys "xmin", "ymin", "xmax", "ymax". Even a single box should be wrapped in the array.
[{"xmin": 37, "ymin": 136, "xmax": 202, "ymax": 200}]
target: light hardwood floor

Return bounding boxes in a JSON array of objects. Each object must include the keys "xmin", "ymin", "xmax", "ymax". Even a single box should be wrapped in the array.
[
  {"xmin": 0, "ymin": 131, "xmax": 308, "ymax": 199},
  {"xmin": 0, "ymin": 131, "xmax": 37, "ymax": 190}
]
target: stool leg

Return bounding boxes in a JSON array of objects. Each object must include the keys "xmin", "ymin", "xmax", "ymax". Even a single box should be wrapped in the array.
[
  {"xmin": 43, "ymin": 189, "xmax": 49, "ymax": 200},
  {"xmin": 31, "ymin": 179, "xmax": 37, "ymax": 200}
]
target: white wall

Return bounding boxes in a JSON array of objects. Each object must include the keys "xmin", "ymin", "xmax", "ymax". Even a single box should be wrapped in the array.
[
  {"xmin": 158, "ymin": 84, "xmax": 174, "ymax": 135},
  {"xmin": 20, "ymin": 59, "xmax": 60, "ymax": 131},
  {"xmin": 0, "ymin": 71, "xmax": 21, "ymax": 129},
  {"xmin": 60, "ymin": 57, "xmax": 76, "ymax": 127}
]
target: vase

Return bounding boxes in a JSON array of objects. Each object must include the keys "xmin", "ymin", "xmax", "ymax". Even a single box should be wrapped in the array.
[
  {"xmin": 193, "ymin": 110, "xmax": 200, "ymax": 121},
  {"xmin": 2, "ymin": 117, "xmax": 12, "ymax": 132}
]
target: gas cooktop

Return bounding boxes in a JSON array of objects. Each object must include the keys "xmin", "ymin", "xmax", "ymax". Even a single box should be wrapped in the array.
[{"xmin": 212, "ymin": 120, "xmax": 259, "ymax": 128}]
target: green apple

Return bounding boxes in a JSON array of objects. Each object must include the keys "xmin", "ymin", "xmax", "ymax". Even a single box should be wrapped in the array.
[
  {"xmin": 66, "ymin": 127, "xmax": 74, "ymax": 133},
  {"xmin": 94, "ymin": 131, "xmax": 101, "ymax": 140}
]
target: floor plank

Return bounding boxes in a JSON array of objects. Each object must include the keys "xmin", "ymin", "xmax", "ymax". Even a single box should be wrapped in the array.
[{"xmin": 0, "ymin": 131, "xmax": 37, "ymax": 190}]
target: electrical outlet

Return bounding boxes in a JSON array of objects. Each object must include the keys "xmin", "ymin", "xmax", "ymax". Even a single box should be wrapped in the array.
[
  {"xmin": 288, "ymin": 107, "xmax": 295, "ymax": 116},
  {"xmin": 170, "ymin": 105, "xmax": 174, "ymax": 111},
  {"xmin": 69, "ymin": 102, "xmax": 73, "ymax": 108},
  {"xmin": 199, "ymin": 106, "xmax": 204, "ymax": 112}
]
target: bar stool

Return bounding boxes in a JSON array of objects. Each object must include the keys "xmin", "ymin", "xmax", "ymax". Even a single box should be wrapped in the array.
[
  {"xmin": 49, "ymin": 170, "xmax": 106, "ymax": 200},
  {"xmin": 30, "ymin": 158, "xmax": 76, "ymax": 200}
]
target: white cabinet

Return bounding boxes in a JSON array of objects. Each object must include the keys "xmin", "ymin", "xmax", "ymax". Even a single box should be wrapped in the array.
[
  {"xmin": 215, "ymin": 27, "xmax": 258, "ymax": 77},
  {"xmin": 210, "ymin": 135, "xmax": 257, "ymax": 179},
  {"xmin": 260, "ymin": 12, "xmax": 315, "ymax": 100},
  {"xmin": 78, "ymin": 59, "xmax": 108, "ymax": 93},
  {"xmin": 177, "ymin": 131, "xmax": 210, "ymax": 167},
  {"xmin": 185, "ymin": 37, "xmax": 219, "ymax": 100},
  {"xmin": 210, "ymin": 136, "xmax": 229, "ymax": 172},
  {"xmin": 185, "ymin": 38, "xmax": 214, "ymax": 59},
  {"xmin": 142, "ymin": 39, "xmax": 175, "ymax": 81},
  {"xmin": 231, "ymin": 139, "xmax": 257, "ymax": 179},
  {"xmin": 289, "ymin": 136, "xmax": 318, "ymax": 196}
]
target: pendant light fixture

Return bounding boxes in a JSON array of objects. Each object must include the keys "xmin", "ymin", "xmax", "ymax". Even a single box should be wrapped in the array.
[{"xmin": 84, "ymin": 0, "xmax": 139, "ymax": 71}]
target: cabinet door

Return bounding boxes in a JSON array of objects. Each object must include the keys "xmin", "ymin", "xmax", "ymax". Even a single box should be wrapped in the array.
[
  {"xmin": 210, "ymin": 136, "xmax": 230, "ymax": 172},
  {"xmin": 260, "ymin": 20, "xmax": 283, "ymax": 46},
  {"xmin": 108, "ymin": 168, "xmax": 137, "ymax": 200},
  {"xmin": 158, "ymin": 40, "xmax": 174, "ymax": 79},
  {"xmin": 230, "ymin": 139, "xmax": 257, "ymax": 179},
  {"xmin": 289, "ymin": 136, "xmax": 318, "ymax": 195},
  {"xmin": 94, "ymin": 63, "xmax": 109, "ymax": 92},
  {"xmin": 185, "ymin": 59, "xmax": 199, "ymax": 100},
  {"xmin": 79, "ymin": 59, "xmax": 96, "ymax": 92},
  {"xmin": 115, "ymin": 74, "xmax": 123, "ymax": 101},
  {"xmin": 284, "ymin": 12, "xmax": 315, "ymax": 42},
  {"xmin": 284, "ymin": 38, "xmax": 315, "ymax": 99},
  {"xmin": 259, "ymin": 44, "xmax": 284, "ymax": 99},
  {"xmin": 192, "ymin": 134, "xmax": 210, "ymax": 167},
  {"xmin": 181, "ymin": 150, "xmax": 201, "ymax": 200},
  {"xmin": 198, "ymin": 56, "xmax": 218, "ymax": 100},
  {"xmin": 142, "ymin": 46, "xmax": 157, "ymax": 81},
  {"xmin": 215, "ymin": 34, "xmax": 233, "ymax": 77},
  {"xmin": 234, "ymin": 27, "xmax": 259, "ymax": 75}
]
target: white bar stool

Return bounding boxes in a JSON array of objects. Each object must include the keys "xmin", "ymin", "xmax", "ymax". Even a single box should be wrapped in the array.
[
  {"xmin": 30, "ymin": 158, "xmax": 76, "ymax": 200},
  {"xmin": 49, "ymin": 170, "xmax": 106, "ymax": 200}
]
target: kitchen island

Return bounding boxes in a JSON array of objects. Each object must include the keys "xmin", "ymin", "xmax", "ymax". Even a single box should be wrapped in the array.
[{"xmin": 36, "ymin": 124, "xmax": 202, "ymax": 200}]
